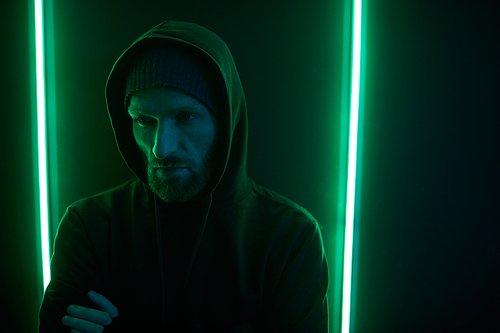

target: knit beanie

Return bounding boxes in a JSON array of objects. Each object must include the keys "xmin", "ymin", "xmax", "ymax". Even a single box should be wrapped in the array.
[{"xmin": 124, "ymin": 43, "xmax": 220, "ymax": 113}]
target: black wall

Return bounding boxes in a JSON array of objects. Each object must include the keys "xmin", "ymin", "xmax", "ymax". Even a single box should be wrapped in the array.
[
  {"xmin": 1, "ymin": 1, "xmax": 498, "ymax": 332},
  {"xmin": 355, "ymin": 1, "xmax": 499, "ymax": 331}
]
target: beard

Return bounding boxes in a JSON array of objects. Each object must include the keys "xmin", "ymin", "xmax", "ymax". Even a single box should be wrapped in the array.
[{"xmin": 144, "ymin": 149, "xmax": 216, "ymax": 203}]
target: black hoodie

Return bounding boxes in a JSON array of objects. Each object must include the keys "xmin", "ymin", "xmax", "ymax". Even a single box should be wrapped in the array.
[{"xmin": 39, "ymin": 21, "xmax": 329, "ymax": 332}]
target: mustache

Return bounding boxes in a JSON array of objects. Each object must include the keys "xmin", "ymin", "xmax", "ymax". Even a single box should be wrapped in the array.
[{"xmin": 148, "ymin": 156, "xmax": 192, "ymax": 169}]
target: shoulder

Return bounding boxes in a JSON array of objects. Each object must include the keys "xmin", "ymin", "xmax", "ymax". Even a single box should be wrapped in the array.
[
  {"xmin": 68, "ymin": 178, "xmax": 152, "ymax": 215},
  {"xmin": 57, "ymin": 178, "xmax": 152, "ymax": 237},
  {"xmin": 243, "ymin": 183, "xmax": 328, "ymax": 281},
  {"xmin": 249, "ymin": 182, "xmax": 318, "ymax": 227},
  {"xmin": 223, "ymin": 181, "xmax": 323, "ymax": 248}
]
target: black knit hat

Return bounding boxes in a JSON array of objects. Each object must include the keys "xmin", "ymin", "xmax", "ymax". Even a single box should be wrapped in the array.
[{"xmin": 124, "ymin": 43, "xmax": 220, "ymax": 113}]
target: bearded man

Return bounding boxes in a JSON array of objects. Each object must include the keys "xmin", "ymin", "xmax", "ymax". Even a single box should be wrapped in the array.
[{"xmin": 39, "ymin": 20, "xmax": 329, "ymax": 333}]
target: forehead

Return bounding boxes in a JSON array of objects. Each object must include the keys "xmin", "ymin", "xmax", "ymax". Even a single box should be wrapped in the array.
[{"xmin": 128, "ymin": 87, "xmax": 210, "ymax": 116}]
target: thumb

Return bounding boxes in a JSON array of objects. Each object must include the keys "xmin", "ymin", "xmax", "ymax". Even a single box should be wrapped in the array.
[{"xmin": 88, "ymin": 290, "xmax": 119, "ymax": 318}]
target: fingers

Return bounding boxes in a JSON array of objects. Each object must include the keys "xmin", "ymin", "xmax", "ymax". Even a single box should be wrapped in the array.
[
  {"xmin": 61, "ymin": 291, "xmax": 118, "ymax": 333},
  {"xmin": 65, "ymin": 304, "xmax": 112, "ymax": 325},
  {"xmin": 87, "ymin": 290, "xmax": 119, "ymax": 318},
  {"xmin": 62, "ymin": 312, "xmax": 105, "ymax": 333}
]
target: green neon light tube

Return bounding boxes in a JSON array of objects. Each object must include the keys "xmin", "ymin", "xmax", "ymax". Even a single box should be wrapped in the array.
[
  {"xmin": 342, "ymin": 0, "xmax": 362, "ymax": 332},
  {"xmin": 34, "ymin": 0, "xmax": 51, "ymax": 291}
]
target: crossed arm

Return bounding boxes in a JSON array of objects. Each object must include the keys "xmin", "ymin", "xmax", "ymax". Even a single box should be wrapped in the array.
[
  {"xmin": 60, "ymin": 292, "xmax": 257, "ymax": 333},
  {"xmin": 62, "ymin": 291, "xmax": 118, "ymax": 333}
]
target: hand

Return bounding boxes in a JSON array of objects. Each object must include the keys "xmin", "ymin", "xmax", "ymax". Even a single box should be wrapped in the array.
[{"xmin": 62, "ymin": 290, "xmax": 119, "ymax": 333}]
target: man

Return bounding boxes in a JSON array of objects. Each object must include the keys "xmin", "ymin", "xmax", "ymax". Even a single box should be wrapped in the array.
[{"xmin": 39, "ymin": 20, "xmax": 329, "ymax": 332}]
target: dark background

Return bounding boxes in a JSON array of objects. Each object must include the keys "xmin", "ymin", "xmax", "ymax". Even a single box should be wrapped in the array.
[{"xmin": 1, "ymin": 0, "xmax": 498, "ymax": 332}]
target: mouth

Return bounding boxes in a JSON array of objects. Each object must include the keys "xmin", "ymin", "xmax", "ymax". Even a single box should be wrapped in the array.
[{"xmin": 153, "ymin": 166, "xmax": 188, "ymax": 177}]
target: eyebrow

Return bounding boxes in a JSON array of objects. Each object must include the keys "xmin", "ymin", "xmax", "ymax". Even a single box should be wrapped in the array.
[
  {"xmin": 127, "ymin": 109, "xmax": 148, "ymax": 116},
  {"xmin": 128, "ymin": 107, "xmax": 207, "ymax": 117}
]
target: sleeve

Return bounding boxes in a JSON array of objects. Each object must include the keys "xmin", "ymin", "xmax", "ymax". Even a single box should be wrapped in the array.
[
  {"xmin": 38, "ymin": 206, "xmax": 108, "ymax": 332},
  {"xmin": 261, "ymin": 221, "xmax": 330, "ymax": 332}
]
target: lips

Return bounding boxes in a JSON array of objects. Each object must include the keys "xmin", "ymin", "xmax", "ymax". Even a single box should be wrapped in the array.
[
  {"xmin": 153, "ymin": 166, "xmax": 188, "ymax": 177},
  {"xmin": 153, "ymin": 166, "xmax": 186, "ymax": 170}
]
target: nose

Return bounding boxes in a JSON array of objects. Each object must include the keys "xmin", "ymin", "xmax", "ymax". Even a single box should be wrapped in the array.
[{"xmin": 152, "ymin": 123, "xmax": 179, "ymax": 160}]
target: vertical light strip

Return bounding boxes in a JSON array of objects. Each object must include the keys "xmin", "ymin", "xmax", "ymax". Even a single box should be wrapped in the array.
[
  {"xmin": 34, "ymin": 0, "xmax": 51, "ymax": 291},
  {"xmin": 342, "ymin": 0, "xmax": 362, "ymax": 332}
]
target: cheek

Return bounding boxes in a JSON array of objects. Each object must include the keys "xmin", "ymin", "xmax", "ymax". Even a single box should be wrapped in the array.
[
  {"xmin": 209, "ymin": 117, "xmax": 222, "ymax": 154},
  {"xmin": 132, "ymin": 125, "xmax": 152, "ymax": 156},
  {"xmin": 200, "ymin": 122, "xmax": 217, "ymax": 153}
]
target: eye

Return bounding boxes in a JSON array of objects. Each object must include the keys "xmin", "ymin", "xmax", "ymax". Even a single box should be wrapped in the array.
[
  {"xmin": 133, "ymin": 115, "xmax": 156, "ymax": 127},
  {"xmin": 177, "ymin": 113, "xmax": 197, "ymax": 123}
]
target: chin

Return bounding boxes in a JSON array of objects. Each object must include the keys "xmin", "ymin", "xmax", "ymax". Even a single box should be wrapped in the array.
[{"xmin": 149, "ymin": 173, "xmax": 205, "ymax": 203}]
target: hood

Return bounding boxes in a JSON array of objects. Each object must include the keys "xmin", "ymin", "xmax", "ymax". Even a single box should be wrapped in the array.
[{"xmin": 105, "ymin": 20, "xmax": 251, "ymax": 209}]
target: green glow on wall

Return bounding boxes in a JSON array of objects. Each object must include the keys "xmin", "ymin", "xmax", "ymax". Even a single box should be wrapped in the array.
[
  {"xmin": 34, "ymin": 0, "xmax": 51, "ymax": 291},
  {"xmin": 342, "ymin": 0, "xmax": 363, "ymax": 332}
]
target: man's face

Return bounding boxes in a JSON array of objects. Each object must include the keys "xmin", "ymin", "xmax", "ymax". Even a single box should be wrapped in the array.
[{"xmin": 128, "ymin": 87, "xmax": 218, "ymax": 202}]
